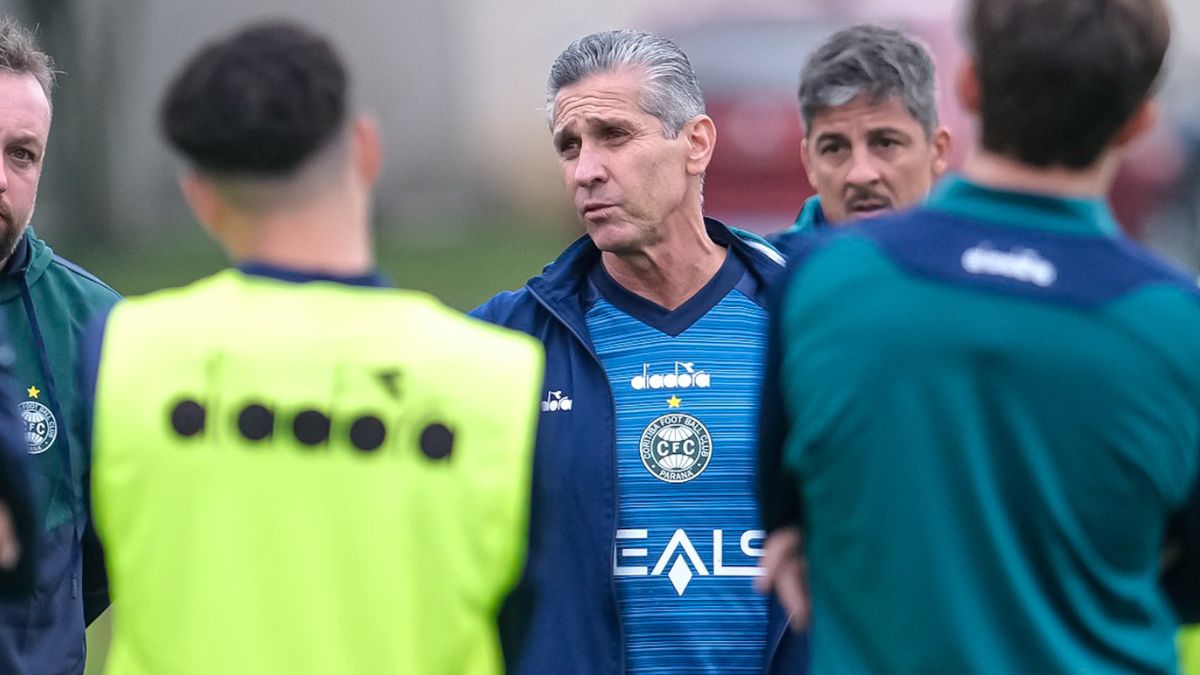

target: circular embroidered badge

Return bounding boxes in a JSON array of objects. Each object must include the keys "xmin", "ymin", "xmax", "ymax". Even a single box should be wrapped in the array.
[
  {"xmin": 20, "ymin": 400, "xmax": 57, "ymax": 455},
  {"xmin": 639, "ymin": 412, "xmax": 713, "ymax": 483}
]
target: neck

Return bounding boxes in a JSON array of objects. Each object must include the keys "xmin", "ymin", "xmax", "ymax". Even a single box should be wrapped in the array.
[
  {"xmin": 224, "ymin": 193, "xmax": 374, "ymax": 276},
  {"xmin": 600, "ymin": 209, "xmax": 725, "ymax": 310},
  {"xmin": 962, "ymin": 145, "xmax": 1118, "ymax": 199}
]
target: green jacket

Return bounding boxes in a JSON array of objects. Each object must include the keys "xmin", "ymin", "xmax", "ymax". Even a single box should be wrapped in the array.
[{"xmin": 0, "ymin": 229, "xmax": 119, "ymax": 675}]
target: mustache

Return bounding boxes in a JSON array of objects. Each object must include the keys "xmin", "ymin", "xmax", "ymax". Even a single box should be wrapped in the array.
[{"xmin": 844, "ymin": 188, "xmax": 893, "ymax": 210}]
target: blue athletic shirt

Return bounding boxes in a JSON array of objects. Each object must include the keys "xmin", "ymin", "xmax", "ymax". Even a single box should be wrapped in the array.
[{"xmin": 585, "ymin": 250, "xmax": 769, "ymax": 675}]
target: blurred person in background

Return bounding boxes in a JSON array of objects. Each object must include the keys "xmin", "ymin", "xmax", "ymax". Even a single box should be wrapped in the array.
[
  {"xmin": 759, "ymin": 23, "xmax": 954, "ymax": 592},
  {"xmin": 771, "ymin": 24, "xmax": 950, "ymax": 245},
  {"xmin": 84, "ymin": 19, "xmax": 543, "ymax": 675},
  {"xmin": 473, "ymin": 28, "xmax": 806, "ymax": 675},
  {"xmin": 0, "ymin": 16, "xmax": 119, "ymax": 675},
  {"xmin": 759, "ymin": 0, "xmax": 1200, "ymax": 672}
]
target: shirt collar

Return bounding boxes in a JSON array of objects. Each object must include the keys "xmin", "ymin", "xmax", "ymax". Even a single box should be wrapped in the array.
[
  {"xmin": 928, "ymin": 174, "xmax": 1120, "ymax": 237},
  {"xmin": 237, "ymin": 261, "xmax": 392, "ymax": 288}
]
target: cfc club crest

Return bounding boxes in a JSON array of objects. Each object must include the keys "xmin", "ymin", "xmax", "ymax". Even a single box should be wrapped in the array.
[
  {"xmin": 639, "ymin": 412, "xmax": 712, "ymax": 483},
  {"xmin": 20, "ymin": 399, "xmax": 57, "ymax": 455}
]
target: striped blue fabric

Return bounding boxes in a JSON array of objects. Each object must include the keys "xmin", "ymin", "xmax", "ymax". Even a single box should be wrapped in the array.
[{"xmin": 586, "ymin": 265, "xmax": 769, "ymax": 675}]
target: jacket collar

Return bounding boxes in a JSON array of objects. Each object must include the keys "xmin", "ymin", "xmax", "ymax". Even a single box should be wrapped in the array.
[
  {"xmin": 526, "ymin": 217, "xmax": 785, "ymax": 339},
  {"xmin": 0, "ymin": 229, "xmax": 53, "ymax": 301},
  {"xmin": 791, "ymin": 195, "xmax": 828, "ymax": 233},
  {"xmin": 928, "ymin": 174, "xmax": 1120, "ymax": 237}
]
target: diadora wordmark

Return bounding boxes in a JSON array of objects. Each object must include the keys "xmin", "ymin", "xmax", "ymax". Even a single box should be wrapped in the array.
[
  {"xmin": 631, "ymin": 361, "xmax": 711, "ymax": 390},
  {"xmin": 961, "ymin": 242, "xmax": 1057, "ymax": 287},
  {"xmin": 541, "ymin": 390, "xmax": 573, "ymax": 412}
]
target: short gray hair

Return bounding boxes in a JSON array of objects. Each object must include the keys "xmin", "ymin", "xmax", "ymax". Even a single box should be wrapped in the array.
[
  {"xmin": 0, "ymin": 17, "xmax": 55, "ymax": 107},
  {"xmin": 547, "ymin": 29, "xmax": 705, "ymax": 138},
  {"xmin": 799, "ymin": 24, "xmax": 937, "ymax": 137}
]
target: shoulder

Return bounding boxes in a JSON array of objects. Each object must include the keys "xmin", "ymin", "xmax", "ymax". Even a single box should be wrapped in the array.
[
  {"xmin": 44, "ymin": 254, "xmax": 121, "ymax": 306},
  {"xmin": 470, "ymin": 286, "xmax": 541, "ymax": 327}
]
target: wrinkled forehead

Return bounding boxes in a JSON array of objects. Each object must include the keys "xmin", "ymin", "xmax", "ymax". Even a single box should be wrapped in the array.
[
  {"xmin": 0, "ymin": 71, "xmax": 51, "ymax": 140},
  {"xmin": 551, "ymin": 68, "xmax": 648, "ymax": 132},
  {"xmin": 805, "ymin": 94, "xmax": 924, "ymax": 138}
]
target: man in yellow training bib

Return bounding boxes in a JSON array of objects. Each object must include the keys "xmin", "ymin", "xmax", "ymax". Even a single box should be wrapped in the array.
[{"xmin": 82, "ymin": 20, "xmax": 543, "ymax": 675}]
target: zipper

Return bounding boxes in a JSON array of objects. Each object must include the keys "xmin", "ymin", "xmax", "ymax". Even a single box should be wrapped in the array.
[
  {"xmin": 529, "ymin": 287, "xmax": 626, "ymax": 675},
  {"xmin": 764, "ymin": 607, "xmax": 788, "ymax": 672},
  {"xmin": 18, "ymin": 277, "xmax": 83, "ymax": 533}
]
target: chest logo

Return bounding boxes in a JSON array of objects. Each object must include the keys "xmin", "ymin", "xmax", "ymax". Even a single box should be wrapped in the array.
[
  {"xmin": 639, "ymin": 413, "xmax": 712, "ymax": 483},
  {"xmin": 20, "ymin": 400, "xmax": 57, "ymax": 455},
  {"xmin": 631, "ymin": 361, "xmax": 711, "ymax": 390},
  {"xmin": 541, "ymin": 390, "xmax": 573, "ymax": 412}
]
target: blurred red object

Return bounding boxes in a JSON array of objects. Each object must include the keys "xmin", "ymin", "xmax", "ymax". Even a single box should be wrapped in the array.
[{"xmin": 664, "ymin": 10, "xmax": 1185, "ymax": 238}]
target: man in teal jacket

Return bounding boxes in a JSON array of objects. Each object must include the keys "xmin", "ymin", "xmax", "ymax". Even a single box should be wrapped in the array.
[
  {"xmin": 0, "ymin": 16, "xmax": 119, "ymax": 675},
  {"xmin": 761, "ymin": 0, "xmax": 1200, "ymax": 672},
  {"xmin": 769, "ymin": 25, "xmax": 950, "ymax": 242}
]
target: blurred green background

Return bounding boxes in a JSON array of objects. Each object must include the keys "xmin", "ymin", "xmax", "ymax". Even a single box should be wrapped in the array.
[{"xmin": 59, "ymin": 217, "xmax": 575, "ymax": 312}]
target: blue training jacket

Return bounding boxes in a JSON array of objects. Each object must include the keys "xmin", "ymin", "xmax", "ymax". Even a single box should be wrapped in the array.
[{"xmin": 471, "ymin": 218, "xmax": 807, "ymax": 675}]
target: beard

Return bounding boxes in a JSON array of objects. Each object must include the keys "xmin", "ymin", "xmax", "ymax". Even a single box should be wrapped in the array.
[{"xmin": 0, "ymin": 205, "xmax": 29, "ymax": 270}]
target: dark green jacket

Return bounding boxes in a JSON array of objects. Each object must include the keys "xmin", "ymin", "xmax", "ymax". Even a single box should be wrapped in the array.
[{"xmin": 0, "ymin": 229, "xmax": 119, "ymax": 675}]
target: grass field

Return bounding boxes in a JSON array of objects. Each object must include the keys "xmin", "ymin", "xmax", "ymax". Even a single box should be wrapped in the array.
[
  {"xmin": 61, "ymin": 217, "xmax": 576, "ymax": 312},
  {"xmin": 68, "ymin": 217, "xmax": 575, "ymax": 673}
]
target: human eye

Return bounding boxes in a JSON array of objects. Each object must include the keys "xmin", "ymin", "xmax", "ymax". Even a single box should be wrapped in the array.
[
  {"xmin": 8, "ymin": 147, "xmax": 36, "ymax": 165},
  {"xmin": 601, "ymin": 126, "xmax": 629, "ymax": 144},
  {"xmin": 818, "ymin": 140, "xmax": 846, "ymax": 156},
  {"xmin": 556, "ymin": 137, "xmax": 580, "ymax": 160}
]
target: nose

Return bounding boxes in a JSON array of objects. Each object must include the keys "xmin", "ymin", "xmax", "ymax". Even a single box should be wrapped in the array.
[
  {"xmin": 572, "ymin": 141, "xmax": 607, "ymax": 187},
  {"xmin": 844, "ymin": 145, "xmax": 881, "ymax": 187}
]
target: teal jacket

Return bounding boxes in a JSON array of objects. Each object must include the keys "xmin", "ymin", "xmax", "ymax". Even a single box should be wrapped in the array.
[
  {"xmin": 766, "ymin": 196, "xmax": 827, "ymax": 248},
  {"xmin": 763, "ymin": 176, "xmax": 1200, "ymax": 674},
  {"xmin": 0, "ymin": 229, "xmax": 119, "ymax": 675}
]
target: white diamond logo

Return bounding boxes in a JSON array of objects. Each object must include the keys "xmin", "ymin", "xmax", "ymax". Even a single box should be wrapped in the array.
[{"xmin": 667, "ymin": 556, "xmax": 694, "ymax": 595}]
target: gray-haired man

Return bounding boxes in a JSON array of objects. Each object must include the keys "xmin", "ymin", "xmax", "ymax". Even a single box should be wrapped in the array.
[
  {"xmin": 472, "ymin": 28, "xmax": 805, "ymax": 675},
  {"xmin": 774, "ymin": 24, "xmax": 951, "ymax": 240}
]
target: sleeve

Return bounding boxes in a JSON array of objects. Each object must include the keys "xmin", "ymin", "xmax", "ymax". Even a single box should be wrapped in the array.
[
  {"xmin": 758, "ymin": 265, "xmax": 803, "ymax": 535},
  {"xmin": 78, "ymin": 308, "xmax": 112, "ymax": 622},
  {"xmin": 0, "ymin": 336, "xmax": 36, "ymax": 594}
]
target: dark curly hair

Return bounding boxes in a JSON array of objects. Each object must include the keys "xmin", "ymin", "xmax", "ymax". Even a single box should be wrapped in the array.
[{"xmin": 160, "ymin": 20, "xmax": 348, "ymax": 175}]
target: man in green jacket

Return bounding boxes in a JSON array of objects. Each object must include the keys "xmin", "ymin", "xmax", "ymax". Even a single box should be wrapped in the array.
[
  {"xmin": 770, "ymin": 25, "xmax": 951, "ymax": 241},
  {"xmin": 0, "ymin": 16, "xmax": 119, "ymax": 675}
]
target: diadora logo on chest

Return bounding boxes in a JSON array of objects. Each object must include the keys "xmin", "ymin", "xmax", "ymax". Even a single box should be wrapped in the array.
[
  {"xmin": 631, "ymin": 361, "xmax": 711, "ymax": 390},
  {"xmin": 961, "ymin": 242, "xmax": 1057, "ymax": 287},
  {"xmin": 615, "ymin": 528, "xmax": 765, "ymax": 595},
  {"xmin": 541, "ymin": 390, "xmax": 573, "ymax": 412}
]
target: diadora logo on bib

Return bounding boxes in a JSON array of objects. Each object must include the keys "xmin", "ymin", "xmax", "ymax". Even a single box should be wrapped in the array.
[
  {"xmin": 631, "ymin": 361, "xmax": 711, "ymax": 390},
  {"xmin": 961, "ymin": 243, "xmax": 1057, "ymax": 287},
  {"xmin": 540, "ymin": 390, "xmax": 572, "ymax": 412},
  {"xmin": 615, "ymin": 528, "xmax": 765, "ymax": 595}
]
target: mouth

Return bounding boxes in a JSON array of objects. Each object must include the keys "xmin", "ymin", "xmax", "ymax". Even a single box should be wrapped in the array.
[
  {"xmin": 846, "ymin": 198, "xmax": 893, "ymax": 219},
  {"xmin": 581, "ymin": 202, "xmax": 618, "ymax": 221}
]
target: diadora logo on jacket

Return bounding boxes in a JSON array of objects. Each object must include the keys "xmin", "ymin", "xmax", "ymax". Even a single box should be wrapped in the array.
[
  {"xmin": 961, "ymin": 243, "xmax": 1057, "ymax": 287},
  {"xmin": 541, "ymin": 390, "xmax": 573, "ymax": 412},
  {"xmin": 614, "ymin": 528, "xmax": 764, "ymax": 595},
  {"xmin": 631, "ymin": 361, "xmax": 711, "ymax": 390}
]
